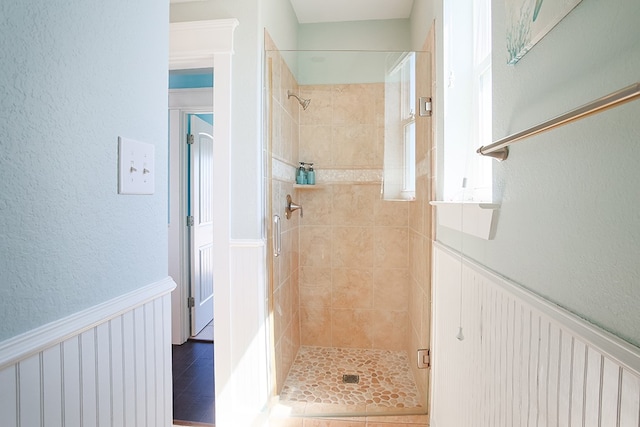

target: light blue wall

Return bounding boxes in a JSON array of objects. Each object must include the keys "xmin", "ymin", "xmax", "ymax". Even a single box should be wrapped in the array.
[
  {"xmin": 263, "ymin": 0, "xmax": 299, "ymax": 51},
  {"xmin": 298, "ymin": 19, "xmax": 411, "ymax": 51},
  {"xmin": 0, "ymin": 0, "xmax": 169, "ymax": 340},
  {"xmin": 410, "ymin": 0, "xmax": 438, "ymax": 51},
  {"xmin": 438, "ymin": 0, "xmax": 640, "ymax": 347},
  {"xmin": 296, "ymin": 19, "xmax": 411, "ymax": 85}
]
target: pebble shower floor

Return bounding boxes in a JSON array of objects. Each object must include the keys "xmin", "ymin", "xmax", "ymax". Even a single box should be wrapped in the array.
[{"xmin": 279, "ymin": 346, "xmax": 424, "ymax": 415}]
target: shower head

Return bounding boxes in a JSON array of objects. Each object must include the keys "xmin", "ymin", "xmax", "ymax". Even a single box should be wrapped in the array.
[{"xmin": 287, "ymin": 90, "xmax": 311, "ymax": 110}]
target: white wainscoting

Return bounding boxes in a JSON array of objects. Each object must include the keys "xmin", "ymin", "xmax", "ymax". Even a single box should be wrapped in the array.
[
  {"xmin": 431, "ymin": 243, "xmax": 640, "ymax": 427},
  {"xmin": 0, "ymin": 277, "xmax": 176, "ymax": 427}
]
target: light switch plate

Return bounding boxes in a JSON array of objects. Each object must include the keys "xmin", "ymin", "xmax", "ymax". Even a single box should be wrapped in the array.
[{"xmin": 118, "ymin": 137, "xmax": 155, "ymax": 195}]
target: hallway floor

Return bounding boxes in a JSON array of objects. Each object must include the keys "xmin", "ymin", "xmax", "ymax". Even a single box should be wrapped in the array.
[{"xmin": 172, "ymin": 340, "xmax": 215, "ymax": 426}]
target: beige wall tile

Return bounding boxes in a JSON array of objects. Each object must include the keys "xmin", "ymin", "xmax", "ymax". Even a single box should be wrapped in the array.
[
  {"xmin": 419, "ymin": 292, "xmax": 430, "ymax": 349},
  {"xmin": 409, "ymin": 279, "xmax": 423, "ymax": 343},
  {"xmin": 332, "ymin": 309, "xmax": 373, "ymax": 348},
  {"xmin": 373, "ymin": 268, "xmax": 409, "ymax": 311},
  {"xmin": 374, "ymin": 123, "xmax": 385, "ymax": 167},
  {"xmin": 300, "ymin": 226, "xmax": 333, "ymax": 267},
  {"xmin": 292, "ymin": 117, "xmax": 300, "ymax": 166},
  {"xmin": 299, "ymin": 186, "xmax": 332, "ymax": 226},
  {"xmin": 332, "ymin": 227, "xmax": 374, "ymax": 269},
  {"xmin": 299, "ymin": 266, "xmax": 332, "ymax": 308},
  {"xmin": 282, "ymin": 110, "xmax": 295, "ymax": 164},
  {"xmin": 332, "ymin": 184, "xmax": 376, "ymax": 227},
  {"xmin": 374, "ymin": 227, "xmax": 409, "ymax": 269},
  {"xmin": 300, "ymin": 305, "xmax": 332, "ymax": 346},
  {"xmin": 332, "ymin": 268, "xmax": 373, "ymax": 310},
  {"xmin": 372, "ymin": 310, "xmax": 409, "ymax": 350},
  {"xmin": 374, "ymin": 199, "xmax": 408, "ymax": 227},
  {"xmin": 409, "ymin": 231, "xmax": 427, "ymax": 287},
  {"xmin": 332, "ymin": 125, "xmax": 378, "ymax": 167},
  {"xmin": 281, "ymin": 61, "xmax": 298, "ymax": 119},
  {"xmin": 408, "ymin": 199, "xmax": 424, "ymax": 236},
  {"xmin": 300, "ymin": 125, "xmax": 333, "ymax": 168},
  {"xmin": 332, "ymin": 84, "xmax": 378, "ymax": 126},
  {"xmin": 274, "ymin": 285, "xmax": 284, "ymax": 341},
  {"xmin": 272, "ymin": 105, "xmax": 284, "ymax": 158},
  {"xmin": 280, "ymin": 331, "xmax": 295, "ymax": 385},
  {"xmin": 280, "ymin": 228, "xmax": 293, "ymax": 282},
  {"xmin": 300, "ymin": 85, "xmax": 333, "ymax": 126}
]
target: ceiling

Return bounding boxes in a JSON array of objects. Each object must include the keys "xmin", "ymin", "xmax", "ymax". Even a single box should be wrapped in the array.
[
  {"xmin": 168, "ymin": 0, "xmax": 416, "ymax": 25},
  {"xmin": 289, "ymin": 0, "xmax": 415, "ymax": 24}
]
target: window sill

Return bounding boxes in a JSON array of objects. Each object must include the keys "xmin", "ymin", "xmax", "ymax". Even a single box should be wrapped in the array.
[{"xmin": 430, "ymin": 201, "xmax": 500, "ymax": 240}]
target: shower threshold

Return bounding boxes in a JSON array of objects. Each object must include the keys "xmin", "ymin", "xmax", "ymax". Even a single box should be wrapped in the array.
[{"xmin": 278, "ymin": 346, "xmax": 425, "ymax": 417}]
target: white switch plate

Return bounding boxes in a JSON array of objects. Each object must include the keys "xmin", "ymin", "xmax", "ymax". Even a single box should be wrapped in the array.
[{"xmin": 118, "ymin": 137, "xmax": 155, "ymax": 195}]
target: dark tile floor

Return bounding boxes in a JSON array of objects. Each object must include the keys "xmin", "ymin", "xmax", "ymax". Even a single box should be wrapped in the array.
[{"xmin": 172, "ymin": 340, "xmax": 215, "ymax": 425}]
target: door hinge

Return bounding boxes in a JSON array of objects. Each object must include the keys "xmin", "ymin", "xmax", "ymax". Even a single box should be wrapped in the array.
[
  {"xmin": 187, "ymin": 134, "xmax": 194, "ymax": 145},
  {"xmin": 417, "ymin": 348, "xmax": 430, "ymax": 369},
  {"xmin": 187, "ymin": 216, "xmax": 194, "ymax": 226},
  {"xmin": 419, "ymin": 97, "xmax": 432, "ymax": 117},
  {"xmin": 188, "ymin": 297, "xmax": 195, "ymax": 308}
]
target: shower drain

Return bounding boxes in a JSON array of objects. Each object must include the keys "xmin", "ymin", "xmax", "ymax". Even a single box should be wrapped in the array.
[{"xmin": 342, "ymin": 374, "xmax": 360, "ymax": 384}]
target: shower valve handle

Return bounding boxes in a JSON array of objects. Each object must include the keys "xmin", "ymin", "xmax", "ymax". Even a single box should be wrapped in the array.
[{"xmin": 285, "ymin": 194, "xmax": 303, "ymax": 219}]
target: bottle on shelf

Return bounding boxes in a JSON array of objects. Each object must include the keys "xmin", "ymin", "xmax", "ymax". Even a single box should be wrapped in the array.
[
  {"xmin": 296, "ymin": 162, "xmax": 307, "ymax": 184},
  {"xmin": 306, "ymin": 163, "xmax": 315, "ymax": 185}
]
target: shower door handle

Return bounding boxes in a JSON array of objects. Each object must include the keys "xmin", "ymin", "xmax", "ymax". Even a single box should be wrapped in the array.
[{"xmin": 273, "ymin": 214, "xmax": 281, "ymax": 257}]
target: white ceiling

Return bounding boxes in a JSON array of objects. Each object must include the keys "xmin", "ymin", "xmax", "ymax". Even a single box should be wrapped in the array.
[{"xmin": 288, "ymin": 0, "xmax": 415, "ymax": 24}]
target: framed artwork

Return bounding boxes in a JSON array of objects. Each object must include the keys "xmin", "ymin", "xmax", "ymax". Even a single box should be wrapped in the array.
[{"xmin": 506, "ymin": 0, "xmax": 583, "ymax": 64}]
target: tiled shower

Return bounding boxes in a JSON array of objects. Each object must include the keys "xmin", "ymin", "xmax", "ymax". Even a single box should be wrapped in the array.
[{"xmin": 265, "ymin": 30, "xmax": 434, "ymax": 421}]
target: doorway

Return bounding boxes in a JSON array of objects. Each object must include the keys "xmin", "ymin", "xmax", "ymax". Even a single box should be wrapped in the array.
[
  {"xmin": 168, "ymin": 86, "xmax": 216, "ymax": 426},
  {"xmin": 168, "ymin": 84, "xmax": 215, "ymax": 344}
]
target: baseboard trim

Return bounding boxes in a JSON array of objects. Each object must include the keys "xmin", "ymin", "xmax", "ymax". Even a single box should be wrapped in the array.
[{"xmin": 0, "ymin": 276, "xmax": 176, "ymax": 370}]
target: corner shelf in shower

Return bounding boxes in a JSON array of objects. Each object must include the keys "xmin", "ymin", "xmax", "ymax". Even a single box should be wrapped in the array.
[
  {"xmin": 430, "ymin": 201, "xmax": 500, "ymax": 240},
  {"xmin": 293, "ymin": 184, "xmax": 324, "ymax": 189}
]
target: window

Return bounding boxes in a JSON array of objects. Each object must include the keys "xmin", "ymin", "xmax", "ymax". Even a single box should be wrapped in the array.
[
  {"xmin": 401, "ymin": 53, "xmax": 416, "ymax": 199},
  {"xmin": 383, "ymin": 52, "xmax": 416, "ymax": 200},
  {"xmin": 442, "ymin": 0, "xmax": 492, "ymax": 202}
]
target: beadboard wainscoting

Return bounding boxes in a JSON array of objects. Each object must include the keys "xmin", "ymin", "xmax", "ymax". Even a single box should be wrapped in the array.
[
  {"xmin": 0, "ymin": 277, "xmax": 176, "ymax": 427},
  {"xmin": 431, "ymin": 243, "xmax": 640, "ymax": 427}
]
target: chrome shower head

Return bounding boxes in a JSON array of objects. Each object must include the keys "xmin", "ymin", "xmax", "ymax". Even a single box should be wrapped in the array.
[{"xmin": 287, "ymin": 90, "xmax": 311, "ymax": 110}]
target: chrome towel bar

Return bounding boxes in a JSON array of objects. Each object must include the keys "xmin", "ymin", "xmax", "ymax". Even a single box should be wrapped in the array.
[{"xmin": 477, "ymin": 82, "xmax": 640, "ymax": 161}]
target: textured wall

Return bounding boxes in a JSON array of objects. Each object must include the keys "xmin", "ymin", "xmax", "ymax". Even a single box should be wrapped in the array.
[
  {"xmin": 0, "ymin": 0, "xmax": 169, "ymax": 341},
  {"xmin": 437, "ymin": 0, "xmax": 640, "ymax": 347}
]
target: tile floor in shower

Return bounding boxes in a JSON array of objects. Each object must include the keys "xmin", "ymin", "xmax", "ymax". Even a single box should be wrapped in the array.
[{"xmin": 278, "ymin": 346, "xmax": 425, "ymax": 416}]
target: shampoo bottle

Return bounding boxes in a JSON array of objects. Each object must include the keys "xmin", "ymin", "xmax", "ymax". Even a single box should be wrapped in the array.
[
  {"xmin": 296, "ymin": 162, "xmax": 307, "ymax": 184},
  {"xmin": 306, "ymin": 163, "xmax": 315, "ymax": 185}
]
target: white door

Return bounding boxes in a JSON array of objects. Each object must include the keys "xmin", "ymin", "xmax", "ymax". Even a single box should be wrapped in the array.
[{"xmin": 190, "ymin": 114, "xmax": 215, "ymax": 336}]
